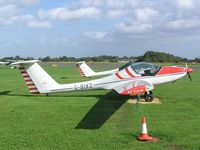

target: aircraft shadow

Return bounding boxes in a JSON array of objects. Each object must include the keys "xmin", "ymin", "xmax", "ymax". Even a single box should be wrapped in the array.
[
  {"xmin": 60, "ymin": 76, "xmax": 68, "ymax": 79},
  {"xmin": 0, "ymin": 91, "xmax": 11, "ymax": 95},
  {"xmin": 0, "ymin": 90, "xmax": 131, "ymax": 129},
  {"xmin": 0, "ymin": 92, "xmax": 107, "ymax": 98},
  {"xmin": 75, "ymin": 91, "xmax": 131, "ymax": 129}
]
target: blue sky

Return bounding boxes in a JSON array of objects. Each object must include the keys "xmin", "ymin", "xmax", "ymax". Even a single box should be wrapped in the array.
[{"xmin": 0, "ymin": 0, "xmax": 200, "ymax": 59}]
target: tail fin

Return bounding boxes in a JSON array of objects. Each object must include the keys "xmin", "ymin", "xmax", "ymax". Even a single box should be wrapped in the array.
[
  {"xmin": 12, "ymin": 60, "xmax": 59, "ymax": 94},
  {"xmin": 76, "ymin": 61, "xmax": 95, "ymax": 77}
]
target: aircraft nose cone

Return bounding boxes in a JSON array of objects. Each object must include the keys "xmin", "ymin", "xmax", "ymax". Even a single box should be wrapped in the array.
[{"xmin": 186, "ymin": 68, "xmax": 193, "ymax": 73}]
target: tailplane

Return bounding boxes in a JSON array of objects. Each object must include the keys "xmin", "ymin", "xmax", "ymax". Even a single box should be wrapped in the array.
[
  {"xmin": 12, "ymin": 60, "xmax": 59, "ymax": 94},
  {"xmin": 76, "ymin": 61, "xmax": 119, "ymax": 77},
  {"xmin": 76, "ymin": 61, "xmax": 95, "ymax": 77}
]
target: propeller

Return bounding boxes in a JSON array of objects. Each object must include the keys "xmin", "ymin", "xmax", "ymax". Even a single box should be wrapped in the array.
[
  {"xmin": 187, "ymin": 72, "xmax": 192, "ymax": 81},
  {"xmin": 185, "ymin": 63, "xmax": 192, "ymax": 81}
]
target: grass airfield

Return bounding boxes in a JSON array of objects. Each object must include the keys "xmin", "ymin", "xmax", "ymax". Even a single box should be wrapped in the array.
[{"xmin": 0, "ymin": 62, "xmax": 200, "ymax": 150}]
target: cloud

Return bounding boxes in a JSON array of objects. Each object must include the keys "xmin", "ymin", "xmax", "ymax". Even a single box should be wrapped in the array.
[
  {"xmin": 82, "ymin": 0, "xmax": 200, "ymax": 41},
  {"xmin": 79, "ymin": 0, "xmax": 139, "ymax": 9},
  {"xmin": 176, "ymin": 0, "xmax": 194, "ymax": 10},
  {"xmin": 38, "ymin": 7, "xmax": 101, "ymax": 21},
  {"xmin": 115, "ymin": 21, "xmax": 153, "ymax": 34},
  {"xmin": 166, "ymin": 19, "xmax": 200, "ymax": 30},
  {"xmin": 135, "ymin": 8, "xmax": 158, "ymax": 23},
  {"xmin": 0, "ymin": 14, "xmax": 51, "ymax": 29},
  {"xmin": 0, "ymin": 4, "xmax": 18, "ymax": 18},
  {"xmin": 0, "ymin": 0, "xmax": 40, "ymax": 27},
  {"xmin": 83, "ymin": 31, "xmax": 108, "ymax": 40},
  {"xmin": 0, "ymin": 14, "xmax": 32, "ymax": 25},
  {"xmin": 1, "ymin": 0, "xmax": 200, "ymax": 34},
  {"xmin": 1, "ymin": 0, "xmax": 200, "ymax": 59},
  {"xmin": 0, "ymin": 0, "xmax": 39, "ymax": 7},
  {"xmin": 107, "ymin": 10, "xmax": 127, "ymax": 18},
  {"xmin": 27, "ymin": 20, "xmax": 51, "ymax": 28}
]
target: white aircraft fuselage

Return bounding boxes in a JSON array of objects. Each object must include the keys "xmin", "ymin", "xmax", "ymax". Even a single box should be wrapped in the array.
[{"xmin": 13, "ymin": 60, "xmax": 192, "ymax": 99}]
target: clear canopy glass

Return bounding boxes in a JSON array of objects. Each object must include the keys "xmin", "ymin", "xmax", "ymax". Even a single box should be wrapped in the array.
[{"xmin": 131, "ymin": 62, "xmax": 161, "ymax": 76}]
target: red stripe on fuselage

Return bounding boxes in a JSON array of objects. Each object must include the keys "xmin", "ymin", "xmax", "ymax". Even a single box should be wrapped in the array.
[
  {"xmin": 115, "ymin": 73, "xmax": 124, "ymax": 79},
  {"xmin": 125, "ymin": 68, "xmax": 135, "ymax": 78},
  {"xmin": 156, "ymin": 67, "xmax": 185, "ymax": 75}
]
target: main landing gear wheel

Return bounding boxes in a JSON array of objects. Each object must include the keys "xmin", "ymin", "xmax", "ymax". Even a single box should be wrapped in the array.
[{"xmin": 144, "ymin": 91, "xmax": 154, "ymax": 102}]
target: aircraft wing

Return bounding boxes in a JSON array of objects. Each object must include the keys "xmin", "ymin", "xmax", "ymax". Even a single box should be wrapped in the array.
[
  {"xmin": 0, "ymin": 62, "xmax": 10, "ymax": 65},
  {"xmin": 114, "ymin": 80, "xmax": 154, "ymax": 95}
]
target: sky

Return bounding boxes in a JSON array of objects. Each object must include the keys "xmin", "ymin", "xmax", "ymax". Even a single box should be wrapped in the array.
[{"xmin": 0, "ymin": 0, "xmax": 200, "ymax": 59}]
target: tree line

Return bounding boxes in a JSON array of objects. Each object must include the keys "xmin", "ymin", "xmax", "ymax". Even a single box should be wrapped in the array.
[{"xmin": 1, "ymin": 51, "xmax": 199, "ymax": 63}]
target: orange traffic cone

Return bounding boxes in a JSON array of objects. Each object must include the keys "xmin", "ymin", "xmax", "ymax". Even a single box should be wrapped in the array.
[{"xmin": 137, "ymin": 116, "xmax": 158, "ymax": 142}]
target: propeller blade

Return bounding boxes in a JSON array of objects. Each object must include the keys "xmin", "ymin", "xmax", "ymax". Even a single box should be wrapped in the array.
[{"xmin": 187, "ymin": 72, "xmax": 192, "ymax": 81}]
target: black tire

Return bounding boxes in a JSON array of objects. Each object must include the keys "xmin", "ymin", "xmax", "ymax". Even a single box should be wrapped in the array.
[{"xmin": 144, "ymin": 93, "xmax": 154, "ymax": 102}]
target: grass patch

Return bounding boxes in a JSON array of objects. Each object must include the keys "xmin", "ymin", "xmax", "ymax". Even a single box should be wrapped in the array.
[{"xmin": 0, "ymin": 63, "xmax": 199, "ymax": 149}]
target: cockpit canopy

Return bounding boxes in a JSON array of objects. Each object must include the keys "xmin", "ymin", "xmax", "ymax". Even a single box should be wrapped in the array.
[
  {"xmin": 131, "ymin": 62, "xmax": 161, "ymax": 76},
  {"xmin": 119, "ymin": 61, "xmax": 161, "ymax": 76}
]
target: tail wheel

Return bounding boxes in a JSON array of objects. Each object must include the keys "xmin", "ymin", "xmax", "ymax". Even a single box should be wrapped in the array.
[{"xmin": 144, "ymin": 92, "xmax": 154, "ymax": 102}]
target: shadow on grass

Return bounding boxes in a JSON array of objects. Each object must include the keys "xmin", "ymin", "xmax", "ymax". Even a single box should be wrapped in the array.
[
  {"xmin": 0, "ymin": 92, "xmax": 42, "ymax": 97},
  {"xmin": 60, "ymin": 76, "xmax": 68, "ymax": 79},
  {"xmin": 0, "ymin": 91, "xmax": 107, "ymax": 98},
  {"xmin": 0, "ymin": 91, "xmax": 11, "ymax": 95},
  {"xmin": 75, "ymin": 90, "xmax": 131, "ymax": 129},
  {"xmin": 1, "ymin": 90, "xmax": 131, "ymax": 129}
]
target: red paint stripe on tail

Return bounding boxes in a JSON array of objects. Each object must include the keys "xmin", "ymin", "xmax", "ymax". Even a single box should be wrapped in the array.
[
  {"xmin": 29, "ymin": 88, "xmax": 38, "ymax": 90},
  {"xmin": 76, "ymin": 67, "xmax": 85, "ymax": 76},
  {"xmin": 26, "ymin": 83, "xmax": 35, "ymax": 86},
  {"xmin": 23, "ymin": 75, "xmax": 29, "ymax": 78},
  {"xmin": 79, "ymin": 71, "xmax": 84, "ymax": 74},
  {"xmin": 20, "ymin": 71, "xmax": 27, "ymax": 74},
  {"xmin": 19, "ymin": 67, "xmax": 25, "ymax": 70},
  {"xmin": 24, "ymin": 79, "xmax": 32, "ymax": 82},
  {"xmin": 18, "ymin": 68, "xmax": 40, "ymax": 94}
]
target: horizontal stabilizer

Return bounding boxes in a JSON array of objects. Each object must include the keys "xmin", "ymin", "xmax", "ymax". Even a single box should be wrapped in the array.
[
  {"xmin": 76, "ymin": 61, "xmax": 95, "ymax": 77},
  {"xmin": 11, "ymin": 60, "xmax": 40, "ymax": 65},
  {"xmin": 76, "ymin": 61, "xmax": 119, "ymax": 77}
]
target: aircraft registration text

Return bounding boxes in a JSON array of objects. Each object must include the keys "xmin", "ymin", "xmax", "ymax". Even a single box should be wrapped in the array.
[{"xmin": 74, "ymin": 83, "xmax": 93, "ymax": 90}]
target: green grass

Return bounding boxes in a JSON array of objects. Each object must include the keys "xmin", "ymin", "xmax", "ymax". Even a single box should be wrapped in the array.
[{"xmin": 0, "ymin": 63, "xmax": 200, "ymax": 150}]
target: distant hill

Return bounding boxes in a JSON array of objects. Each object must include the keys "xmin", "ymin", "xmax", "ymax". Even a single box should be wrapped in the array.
[{"xmin": 137, "ymin": 51, "xmax": 188, "ymax": 63}]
